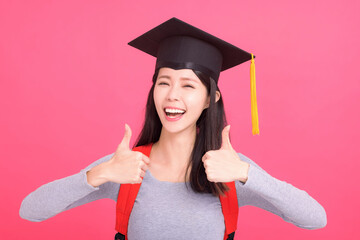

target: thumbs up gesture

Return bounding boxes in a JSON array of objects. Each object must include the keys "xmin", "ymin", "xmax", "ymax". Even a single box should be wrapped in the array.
[
  {"xmin": 93, "ymin": 124, "xmax": 151, "ymax": 185},
  {"xmin": 202, "ymin": 125, "xmax": 250, "ymax": 183}
]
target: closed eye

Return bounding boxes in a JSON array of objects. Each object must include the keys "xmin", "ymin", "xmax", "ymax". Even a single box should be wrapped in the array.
[{"xmin": 158, "ymin": 82, "xmax": 194, "ymax": 88}]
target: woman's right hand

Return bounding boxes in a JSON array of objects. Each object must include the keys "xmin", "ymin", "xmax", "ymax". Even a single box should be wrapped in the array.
[{"xmin": 86, "ymin": 124, "xmax": 151, "ymax": 187}]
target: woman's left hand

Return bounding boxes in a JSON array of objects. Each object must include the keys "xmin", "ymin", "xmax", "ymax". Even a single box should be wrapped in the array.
[{"xmin": 202, "ymin": 125, "xmax": 250, "ymax": 183}]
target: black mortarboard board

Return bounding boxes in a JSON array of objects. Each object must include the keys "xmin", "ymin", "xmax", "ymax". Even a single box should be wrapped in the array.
[
  {"xmin": 128, "ymin": 17, "xmax": 260, "ymax": 135},
  {"xmin": 128, "ymin": 17, "xmax": 254, "ymax": 82}
]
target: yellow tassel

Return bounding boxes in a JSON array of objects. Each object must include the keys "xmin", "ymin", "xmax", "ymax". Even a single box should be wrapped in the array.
[{"xmin": 250, "ymin": 53, "xmax": 260, "ymax": 135}]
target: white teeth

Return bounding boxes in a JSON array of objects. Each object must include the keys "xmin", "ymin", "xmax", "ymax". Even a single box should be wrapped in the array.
[{"xmin": 165, "ymin": 108, "xmax": 185, "ymax": 114}]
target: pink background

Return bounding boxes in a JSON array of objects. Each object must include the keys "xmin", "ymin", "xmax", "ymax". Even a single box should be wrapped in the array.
[{"xmin": 1, "ymin": 0, "xmax": 359, "ymax": 239}]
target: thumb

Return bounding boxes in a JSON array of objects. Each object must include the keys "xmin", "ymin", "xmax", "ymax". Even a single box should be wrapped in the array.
[
  {"xmin": 220, "ymin": 125, "xmax": 232, "ymax": 150},
  {"xmin": 118, "ymin": 123, "xmax": 132, "ymax": 151}
]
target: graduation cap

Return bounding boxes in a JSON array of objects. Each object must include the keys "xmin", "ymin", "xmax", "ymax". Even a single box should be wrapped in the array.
[{"xmin": 128, "ymin": 17, "xmax": 259, "ymax": 135}]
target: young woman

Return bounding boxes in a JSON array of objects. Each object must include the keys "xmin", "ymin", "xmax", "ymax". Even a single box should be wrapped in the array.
[{"xmin": 20, "ymin": 18, "xmax": 327, "ymax": 240}]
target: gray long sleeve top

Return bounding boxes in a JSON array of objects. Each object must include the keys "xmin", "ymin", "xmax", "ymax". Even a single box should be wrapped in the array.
[{"xmin": 19, "ymin": 152, "xmax": 327, "ymax": 239}]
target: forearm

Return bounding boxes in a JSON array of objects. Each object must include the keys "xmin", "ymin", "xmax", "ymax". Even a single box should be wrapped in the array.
[
  {"xmin": 242, "ymin": 165, "xmax": 327, "ymax": 229},
  {"xmin": 19, "ymin": 170, "xmax": 99, "ymax": 222},
  {"xmin": 19, "ymin": 153, "xmax": 115, "ymax": 222},
  {"xmin": 236, "ymin": 152, "xmax": 327, "ymax": 229}
]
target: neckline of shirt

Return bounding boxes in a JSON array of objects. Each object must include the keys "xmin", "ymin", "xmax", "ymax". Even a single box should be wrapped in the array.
[{"xmin": 146, "ymin": 169, "xmax": 189, "ymax": 184}]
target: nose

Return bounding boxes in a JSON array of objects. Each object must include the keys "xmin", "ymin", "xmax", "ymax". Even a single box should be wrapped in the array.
[{"xmin": 166, "ymin": 84, "xmax": 180, "ymax": 101}]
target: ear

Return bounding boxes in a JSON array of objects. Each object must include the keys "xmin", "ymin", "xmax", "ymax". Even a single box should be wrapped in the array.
[
  {"xmin": 204, "ymin": 91, "xmax": 221, "ymax": 109},
  {"xmin": 215, "ymin": 91, "xmax": 221, "ymax": 103}
]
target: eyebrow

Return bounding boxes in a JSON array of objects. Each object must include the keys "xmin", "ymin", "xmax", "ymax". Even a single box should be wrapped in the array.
[{"xmin": 158, "ymin": 75, "xmax": 199, "ymax": 83}]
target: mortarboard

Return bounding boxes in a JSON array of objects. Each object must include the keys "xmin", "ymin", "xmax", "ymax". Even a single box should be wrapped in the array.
[{"xmin": 128, "ymin": 17, "xmax": 259, "ymax": 135}]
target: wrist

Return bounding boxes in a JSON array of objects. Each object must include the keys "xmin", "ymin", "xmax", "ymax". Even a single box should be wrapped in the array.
[
  {"xmin": 86, "ymin": 162, "xmax": 109, "ymax": 188},
  {"xmin": 237, "ymin": 162, "xmax": 250, "ymax": 183}
]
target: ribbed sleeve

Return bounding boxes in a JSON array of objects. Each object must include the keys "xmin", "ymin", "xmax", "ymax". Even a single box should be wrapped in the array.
[
  {"xmin": 235, "ymin": 152, "xmax": 327, "ymax": 229},
  {"xmin": 19, "ymin": 153, "xmax": 116, "ymax": 222}
]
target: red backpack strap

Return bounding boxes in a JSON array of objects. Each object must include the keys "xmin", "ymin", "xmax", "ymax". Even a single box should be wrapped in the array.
[
  {"xmin": 114, "ymin": 143, "xmax": 153, "ymax": 240},
  {"xmin": 219, "ymin": 181, "xmax": 239, "ymax": 240}
]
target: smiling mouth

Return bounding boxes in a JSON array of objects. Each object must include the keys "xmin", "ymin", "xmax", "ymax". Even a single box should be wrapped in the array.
[
  {"xmin": 165, "ymin": 112, "xmax": 185, "ymax": 117},
  {"xmin": 164, "ymin": 108, "xmax": 186, "ymax": 118}
]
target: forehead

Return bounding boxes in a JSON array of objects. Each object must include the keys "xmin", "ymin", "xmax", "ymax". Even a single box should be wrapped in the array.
[{"xmin": 157, "ymin": 67, "xmax": 201, "ymax": 82}]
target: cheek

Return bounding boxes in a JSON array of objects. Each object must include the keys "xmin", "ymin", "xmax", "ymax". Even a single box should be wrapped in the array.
[
  {"xmin": 186, "ymin": 93, "xmax": 208, "ymax": 112},
  {"xmin": 153, "ymin": 87, "xmax": 167, "ymax": 115},
  {"xmin": 153, "ymin": 86, "xmax": 162, "ymax": 104},
  {"xmin": 153, "ymin": 88, "xmax": 161, "ymax": 110}
]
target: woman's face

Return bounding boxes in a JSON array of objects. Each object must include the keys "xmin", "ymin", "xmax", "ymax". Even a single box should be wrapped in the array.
[{"xmin": 153, "ymin": 67, "xmax": 210, "ymax": 134}]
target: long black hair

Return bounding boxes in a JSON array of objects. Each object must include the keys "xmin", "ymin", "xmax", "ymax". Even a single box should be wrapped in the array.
[{"xmin": 133, "ymin": 67, "xmax": 229, "ymax": 196}]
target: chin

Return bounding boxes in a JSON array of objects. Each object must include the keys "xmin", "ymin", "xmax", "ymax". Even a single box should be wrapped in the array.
[
  {"xmin": 160, "ymin": 122, "xmax": 195, "ymax": 135},
  {"xmin": 161, "ymin": 124, "xmax": 186, "ymax": 134}
]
